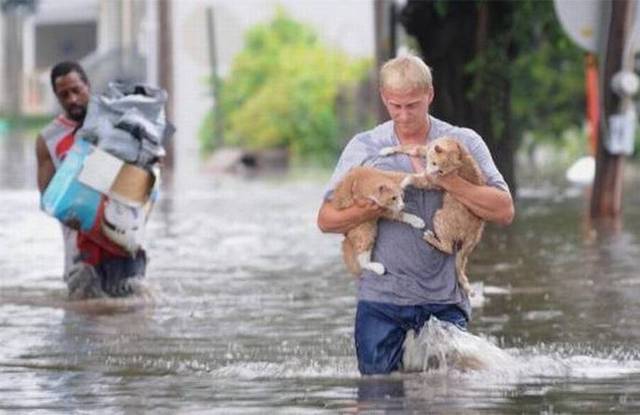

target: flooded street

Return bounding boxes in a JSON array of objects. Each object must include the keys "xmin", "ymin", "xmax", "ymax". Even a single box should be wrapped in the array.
[{"xmin": 2, "ymin": 131, "xmax": 640, "ymax": 414}]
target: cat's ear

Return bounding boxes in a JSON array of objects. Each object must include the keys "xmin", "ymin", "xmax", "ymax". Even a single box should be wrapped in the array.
[
  {"xmin": 351, "ymin": 178, "xmax": 359, "ymax": 194},
  {"xmin": 454, "ymin": 142, "xmax": 463, "ymax": 161},
  {"xmin": 378, "ymin": 184, "xmax": 393, "ymax": 196},
  {"xmin": 454, "ymin": 141, "xmax": 466, "ymax": 162}
]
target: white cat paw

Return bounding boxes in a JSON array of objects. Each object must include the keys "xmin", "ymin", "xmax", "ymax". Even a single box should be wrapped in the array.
[
  {"xmin": 423, "ymin": 229, "xmax": 435, "ymax": 239},
  {"xmin": 403, "ymin": 213, "xmax": 425, "ymax": 229},
  {"xmin": 400, "ymin": 176, "xmax": 413, "ymax": 189},
  {"xmin": 379, "ymin": 147, "xmax": 396, "ymax": 156},
  {"xmin": 366, "ymin": 262, "xmax": 386, "ymax": 275}
]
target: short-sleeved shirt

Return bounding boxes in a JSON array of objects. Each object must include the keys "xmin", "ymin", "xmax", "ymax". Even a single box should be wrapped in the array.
[{"xmin": 323, "ymin": 116, "xmax": 510, "ymax": 318}]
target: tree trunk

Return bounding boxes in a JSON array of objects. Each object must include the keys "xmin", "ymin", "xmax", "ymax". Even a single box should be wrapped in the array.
[
  {"xmin": 590, "ymin": 0, "xmax": 632, "ymax": 219},
  {"xmin": 2, "ymin": 8, "xmax": 26, "ymax": 115},
  {"xmin": 158, "ymin": 0, "xmax": 175, "ymax": 170},
  {"xmin": 400, "ymin": 0, "xmax": 517, "ymax": 194},
  {"xmin": 374, "ymin": 0, "xmax": 397, "ymax": 123}
]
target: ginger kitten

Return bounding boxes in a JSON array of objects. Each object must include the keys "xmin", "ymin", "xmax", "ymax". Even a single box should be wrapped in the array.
[
  {"xmin": 331, "ymin": 166, "xmax": 425, "ymax": 277},
  {"xmin": 380, "ymin": 137, "xmax": 485, "ymax": 295}
]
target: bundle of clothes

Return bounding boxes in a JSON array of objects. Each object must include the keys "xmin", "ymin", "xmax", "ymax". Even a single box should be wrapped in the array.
[
  {"xmin": 78, "ymin": 82, "xmax": 175, "ymax": 253},
  {"xmin": 79, "ymin": 82, "xmax": 174, "ymax": 170}
]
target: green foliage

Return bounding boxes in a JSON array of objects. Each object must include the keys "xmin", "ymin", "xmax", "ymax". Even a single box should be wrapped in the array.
[
  {"xmin": 464, "ymin": 0, "xmax": 585, "ymax": 147},
  {"xmin": 433, "ymin": 0, "xmax": 449, "ymax": 18},
  {"xmin": 0, "ymin": 113, "xmax": 49, "ymax": 135},
  {"xmin": 509, "ymin": 0, "xmax": 585, "ymax": 145},
  {"xmin": 200, "ymin": 9, "xmax": 371, "ymax": 165}
]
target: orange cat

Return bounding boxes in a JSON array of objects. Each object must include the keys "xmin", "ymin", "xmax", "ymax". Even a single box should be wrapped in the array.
[
  {"xmin": 380, "ymin": 137, "xmax": 485, "ymax": 295},
  {"xmin": 331, "ymin": 166, "xmax": 425, "ymax": 277}
]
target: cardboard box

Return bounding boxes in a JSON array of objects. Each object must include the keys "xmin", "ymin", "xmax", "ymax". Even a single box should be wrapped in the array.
[{"xmin": 42, "ymin": 138, "xmax": 155, "ymax": 232}]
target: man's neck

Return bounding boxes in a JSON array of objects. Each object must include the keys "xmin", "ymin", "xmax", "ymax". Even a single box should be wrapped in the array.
[
  {"xmin": 394, "ymin": 116, "xmax": 431, "ymax": 145},
  {"xmin": 56, "ymin": 113, "xmax": 79, "ymax": 128}
]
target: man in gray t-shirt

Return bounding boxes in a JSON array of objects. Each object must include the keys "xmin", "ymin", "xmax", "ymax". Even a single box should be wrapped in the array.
[{"xmin": 317, "ymin": 55, "xmax": 514, "ymax": 375}]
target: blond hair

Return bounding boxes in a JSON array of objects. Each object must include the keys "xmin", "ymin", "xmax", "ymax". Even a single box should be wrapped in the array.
[{"xmin": 379, "ymin": 54, "xmax": 432, "ymax": 93}]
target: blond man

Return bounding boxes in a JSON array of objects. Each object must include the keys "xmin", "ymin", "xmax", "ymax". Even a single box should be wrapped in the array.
[{"xmin": 317, "ymin": 54, "xmax": 514, "ymax": 375}]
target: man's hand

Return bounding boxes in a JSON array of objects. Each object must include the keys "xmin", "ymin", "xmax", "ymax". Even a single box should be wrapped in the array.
[
  {"xmin": 317, "ymin": 198, "xmax": 386, "ymax": 234},
  {"xmin": 431, "ymin": 172, "xmax": 457, "ymax": 190},
  {"xmin": 354, "ymin": 197, "xmax": 386, "ymax": 221},
  {"xmin": 65, "ymin": 218, "xmax": 82, "ymax": 231},
  {"xmin": 429, "ymin": 172, "xmax": 515, "ymax": 225}
]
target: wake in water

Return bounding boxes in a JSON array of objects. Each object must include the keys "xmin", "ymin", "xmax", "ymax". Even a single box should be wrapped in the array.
[
  {"xmin": 55, "ymin": 262, "xmax": 159, "ymax": 314},
  {"xmin": 0, "ymin": 277, "xmax": 158, "ymax": 317},
  {"xmin": 399, "ymin": 316, "xmax": 640, "ymax": 386},
  {"xmin": 401, "ymin": 316, "xmax": 515, "ymax": 373}
]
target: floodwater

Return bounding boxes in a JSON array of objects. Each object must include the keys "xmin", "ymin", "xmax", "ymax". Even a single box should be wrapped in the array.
[{"xmin": 2, "ymin": 130, "xmax": 640, "ymax": 414}]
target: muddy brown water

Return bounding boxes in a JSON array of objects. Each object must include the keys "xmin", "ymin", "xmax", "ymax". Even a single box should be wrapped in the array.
[{"xmin": 2, "ymin": 132, "xmax": 640, "ymax": 413}]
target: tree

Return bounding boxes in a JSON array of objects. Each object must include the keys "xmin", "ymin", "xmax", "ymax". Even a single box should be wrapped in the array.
[
  {"xmin": 200, "ymin": 9, "xmax": 371, "ymax": 166},
  {"xmin": 400, "ymin": 0, "xmax": 584, "ymax": 194}
]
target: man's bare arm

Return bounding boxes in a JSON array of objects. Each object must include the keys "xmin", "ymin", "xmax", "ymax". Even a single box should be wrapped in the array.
[
  {"xmin": 436, "ymin": 174, "xmax": 515, "ymax": 226},
  {"xmin": 36, "ymin": 135, "xmax": 55, "ymax": 194},
  {"xmin": 316, "ymin": 199, "xmax": 385, "ymax": 234}
]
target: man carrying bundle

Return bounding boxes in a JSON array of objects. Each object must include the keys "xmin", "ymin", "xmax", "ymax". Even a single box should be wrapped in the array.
[{"xmin": 35, "ymin": 61, "xmax": 159, "ymax": 299}]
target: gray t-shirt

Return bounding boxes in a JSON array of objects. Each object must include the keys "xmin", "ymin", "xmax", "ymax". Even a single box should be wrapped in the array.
[{"xmin": 324, "ymin": 116, "xmax": 510, "ymax": 318}]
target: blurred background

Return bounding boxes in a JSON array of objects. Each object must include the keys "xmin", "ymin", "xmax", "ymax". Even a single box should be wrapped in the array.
[
  {"xmin": 2, "ymin": 1, "xmax": 640, "ymax": 413},
  {"xmin": 2, "ymin": 0, "xmax": 637, "ymax": 192}
]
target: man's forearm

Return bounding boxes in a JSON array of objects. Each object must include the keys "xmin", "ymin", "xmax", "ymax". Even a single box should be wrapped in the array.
[
  {"xmin": 35, "ymin": 136, "xmax": 55, "ymax": 194},
  {"xmin": 439, "ymin": 175, "xmax": 514, "ymax": 225},
  {"xmin": 317, "ymin": 201, "xmax": 382, "ymax": 234}
]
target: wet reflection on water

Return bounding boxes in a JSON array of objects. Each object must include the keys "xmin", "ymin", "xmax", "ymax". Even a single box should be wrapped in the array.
[{"xmin": 2, "ymin": 131, "xmax": 640, "ymax": 413}]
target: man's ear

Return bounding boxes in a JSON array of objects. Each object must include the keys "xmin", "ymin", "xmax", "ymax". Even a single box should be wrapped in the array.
[
  {"xmin": 427, "ymin": 86, "xmax": 435, "ymax": 105},
  {"xmin": 379, "ymin": 88, "xmax": 387, "ymax": 105}
]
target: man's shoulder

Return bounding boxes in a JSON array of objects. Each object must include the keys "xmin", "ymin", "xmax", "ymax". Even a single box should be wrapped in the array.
[
  {"xmin": 338, "ymin": 121, "xmax": 396, "ymax": 166},
  {"xmin": 430, "ymin": 117, "xmax": 485, "ymax": 153},
  {"xmin": 431, "ymin": 116, "xmax": 480, "ymax": 141},
  {"xmin": 323, "ymin": 121, "xmax": 396, "ymax": 197},
  {"xmin": 40, "ymin": 115, "xmax": 75, "ymax": 140},
  {"xmin": 347, "ymin": 121, "xmax": 395, "ymax": 148}
]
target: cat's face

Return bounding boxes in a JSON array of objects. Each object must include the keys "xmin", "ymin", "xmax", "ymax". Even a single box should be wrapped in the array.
[
  {"xmin": 375, "ymin": 183, "xmax": 405, "ymax": 213},
  {"xmin": 425, "ymin": 138, "xmax": 463, "ymax": 176}
]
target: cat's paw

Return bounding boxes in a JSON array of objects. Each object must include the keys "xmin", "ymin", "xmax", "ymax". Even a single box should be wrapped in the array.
[
  {"xmin": 423, "ymin": 229, "xmax": 435, "ymax": 239},
  {"xmin": 366, "ymin": 262, "xmax": 386, "ymax": 275},
  {"xmin": 403, "ymin": 213, "xmax": 425, "ymax": 229},
  {"xmin": 462, "ymin": 282, "xmax": 474, "ymax": 297},
  {"xmin": 400, "ymin": 176, "xmax": 413, "ymax": 189},
  {"xmin": 379, "ymin": 147, "xmax": 397, "ymax": 157}
]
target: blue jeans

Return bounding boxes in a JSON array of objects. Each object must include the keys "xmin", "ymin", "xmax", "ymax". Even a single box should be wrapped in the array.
[
  {"xmin": 67, "ymin": 250, "xmax": 147, "ymax": 299},
  {"xmin": 354, "ymin": 300, "xmax": 468, "ymax": 375}
]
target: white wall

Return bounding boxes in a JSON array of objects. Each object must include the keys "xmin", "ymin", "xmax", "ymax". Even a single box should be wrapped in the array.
[{"xmin": 0, "ymin": 12, "xmax": 4, "ymax": 111}]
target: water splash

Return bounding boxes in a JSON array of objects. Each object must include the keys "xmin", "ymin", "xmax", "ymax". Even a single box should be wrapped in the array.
[
  {"xmin": 400, "ymin": 317, "xmax": 640, "ymax": 388},
  {"xmin": 402, "ymin": 317, "xmax": 516, "ymax": 373}
]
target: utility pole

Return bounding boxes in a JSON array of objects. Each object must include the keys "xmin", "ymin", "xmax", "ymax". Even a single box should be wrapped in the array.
[
  {"xmin": 1, "ymin": 0, "xmax": 37, "ymax": 115},
  {"xmin": 158, "ymin": 0, "xmax": 175, "ymax": 170},
  {"xmin": 206, "ymin": 6, "xmax": 223, "ymax": 149},
  {"xmin": 590, "ymin": 0, "xmax": 638, "ymax": 218},
  {"xmin": 374, "ymin": 0, "xmax": 396, "ymax": 123}
]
